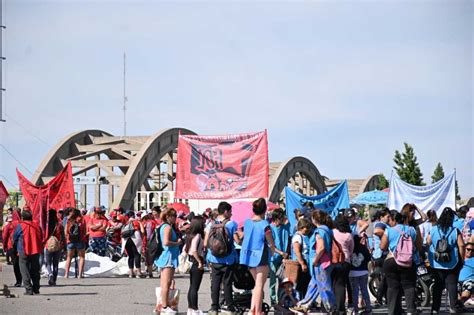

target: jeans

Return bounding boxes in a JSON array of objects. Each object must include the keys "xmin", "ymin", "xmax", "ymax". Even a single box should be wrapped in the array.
[
  {"xmin": 44, "ymin": 248, "xmax": 61, "ymax": 282},
  {"xmin": 125, "ymin": 239, "xmax": 141, "ymax": 269},
  {"xmin": 19, "ymin": 254, "xmax": 41, "ymax": 294},
  {"xmin": 331, "ymin": 262, "xmax": 351, "ymax": 312},
  {"xmin": 188, "ymin": 261, "xmax": 205, "ymax": 309},
  {"xmin": 269, "ymin": 260, "xmax": 282, "ymax": 304},
  {"xmin": 373, "ymin": 258, "xmax": 387, "ymax": 302},
  {"xmin": 210, "ymin": 263, "xmax": 234, "ymax": 310},
  {"xmin": 384, "ymin": 258, "xmax": 416, "ymax": 315},
  {"xmin": 8, "ymin": 249, "xmax": 22, "ymax": 284},
  {"xmin": 349, "ymin": 274, "xmax": 371, "ymax": 312},
  {"xmin": 432, "ymin": 266, "xmax": 461, "ymax": 312}
]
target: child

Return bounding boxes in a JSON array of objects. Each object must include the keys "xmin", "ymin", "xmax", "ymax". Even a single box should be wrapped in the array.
[
  {"xmin": 276, "ymin": 278, "xmax": 298, "ymax": 311},
  {"xmin": 349, "ymin": 235, "xmax": 372, "ymax": 315}
]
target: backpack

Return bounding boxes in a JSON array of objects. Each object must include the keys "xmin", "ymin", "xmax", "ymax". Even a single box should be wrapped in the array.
[
  {"xmin": 207, "ymin": 220, "xmax": 232, "ymax": 258},
  {"xmin": 69, "ymin": 222, "xmax": 81, "ymax": 243},
  {"xmin": 392, "ymin": 226, "xmax": 413, "ymax": 267},
  {"xmin": 47, "ymin": 225, "xmax": 61, "ymax": 252},
  {"xmin": 121, "ymin": 221, "xmax": 135, "ymax": 239},
  {"xmin": 147, "ymin": 225, "xmax": 164, "ymax": 259},
  {"xmin": 434, "ymin": 227, "xmax": 453, "ymax": 263}
]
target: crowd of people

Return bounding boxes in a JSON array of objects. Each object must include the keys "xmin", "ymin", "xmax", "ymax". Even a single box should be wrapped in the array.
[{"xmin": 2, "ymin": 201, "xmax": 474, "ymax": 315}]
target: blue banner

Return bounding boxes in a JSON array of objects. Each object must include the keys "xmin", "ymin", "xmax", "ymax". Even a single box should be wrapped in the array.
[{"xmin": 285, "ymin": 180, "xmax": 350, "ymax": 230}]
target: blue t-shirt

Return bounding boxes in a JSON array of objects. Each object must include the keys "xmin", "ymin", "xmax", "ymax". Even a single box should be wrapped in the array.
[
  {"xmin": 459, "ymin": 257, "xmax": 474, "ymax": 282},
  {"xmin": 453, "ymin": 217, "xmax": 465, "ymax": 232},
  {"xmin": 428, "ymin": 226, "xmax": 459, "ymax": 270},
  {"xmin": 372, "ymin": 222, "xmax": 387, "ymax": 259},
  {"xmin": 270, "ymin": 223, "xmax": 290, "ymax": 263},
  {"xmin": 206, "ymin": 219, "xmax": 238, "ymax": 265},
  {"xmin": 386, "ymin": 224, "xmax": 417, "ymax": 253},
  {"xmin": 240, "ymin": 219, "xmax": 270, "ymax": 267}
]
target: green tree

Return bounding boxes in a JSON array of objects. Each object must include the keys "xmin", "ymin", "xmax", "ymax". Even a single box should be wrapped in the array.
[
  {"xmin": 393, "ymin": 143, "xmax": 425, "ymax": 185},
  {"xmin": 376, "ymin": 174, "xmax": 389, "ymax": 190},
  {"xmin": 431, "ymin": 162, "xmax": 445, "ymax": 183},
  {"xmin": 455, "ymin": 180, "xmax": 461, "ymax": 201}
]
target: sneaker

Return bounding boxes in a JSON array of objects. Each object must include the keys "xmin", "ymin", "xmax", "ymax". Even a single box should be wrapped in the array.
[
  {"xmin": 24, "ymin": 291, "xmax": 33, "ymax": 296},
  {"xmin": 290, "ymin": 305, "xmax": 308, "ymax": 314},
  {"xmin": 192, "ymin": 310, "xmax": 204, "ymax": 315},
  {"xmin": 220, "ymin": 306, "xmax": 238, "ymax": 315},
  {"xmin": 161, "ymin": 307, "xmax": 177, "ymax": 314},
  {"xmin": 187, "ymin": 309, "xmax": 193, "ymax": 315},
  {"xmin": 14, "ymin": 282, "xmax": 21, "ymax": 287}
]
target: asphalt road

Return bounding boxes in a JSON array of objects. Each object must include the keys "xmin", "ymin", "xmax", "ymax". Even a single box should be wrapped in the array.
[{"xmin": 0, "ymin": 263, "xmax": 472, "ymax": 314}]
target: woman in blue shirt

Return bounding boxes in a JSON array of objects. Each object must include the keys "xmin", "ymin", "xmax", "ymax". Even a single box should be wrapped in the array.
[
  {"xmin": 379, "ymin": 207, "xmax": 420, "ymax": 315},
  {"xmin": 240, "ymin": 198, "xmax": 283, "ymax": 315},
  {"xmin": 426, "ymin": 207, "xmax": 466, "ymax": 314},
  {"xmin": 155, "ymin": 208, "xmax": 182, "ymax": 314},
  {"xmin": 269, "ymin": 208, "xmax": 290, "ymax": 306}
]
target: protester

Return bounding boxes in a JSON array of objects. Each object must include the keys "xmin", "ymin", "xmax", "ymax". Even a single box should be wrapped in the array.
[
  {"xmin": 151, "ymin": 206, "xmax": 162, "ymax": 225},
  {"xmin": 88, "ymin": 207, "xmax": 108, "ymax": 257},
  {"xmin": 205, "ymin": 201, "xmax": 240, "ymax": 315},
  {"xmin": 107, "ymin": 212, "xmax": 123, "ymax": 246},
  {"xmin": 344, "ymin": 208, "xmax": 369, "ymax": 237},
  {"xmin": 426, "ymin": 207, "xmax": 466, "ymax": 313},
  {"xmin": 44, "ymin": 209, "xmax": 64, "ymax": 286},
  {"xmin": 291, "ymin": 210, "xmax": 336, "ymax": 313},
  {"xmin": 371, "ymin": 208, "xmax": 390, "ymax": 305},
  {"xmin": 13, "ymin": 210, "xmax": 43, "ymax": 295},
  {"xmin": 2, "ymin": 214, "xmax": 13, "ymax": 264},
  {"xmin": 454, "ymin": 206, "xmax": 468, "ymax": 231},
  {"xmin": 156, "ymin": 208, "xmax": 182, "ymax": 314},
  {"xmin": 348, "ymin": 235, "xmax": 372, "ymax": 315},
  {"xmin": 142, "ymin": 212, "xmax": 158, "ymax": 278},
  {"xmin": 459, "ymin": 242, "xmax": 474, "ymax": 306},
  {"xmin": 378, "ymin": 206, "xmax": 420, "ymax": 315},
  {"xmin": 240, "ymin": 198, "xmax": 284, "ymax": 315},
  {"xmin": 184, "ymin": 215, "xmax": 206, "ymax": 315},
  {"xmin": 269, "ymin": 208, "xmax": 290, "ymax": 306},
  {"xmin": 4, "ymin": 208, "xmax": 22, "ymax": 286},
  {"xmin": 122, "ymin": 210, "xmax": 145, "ymax": 278},
  {"xmin": 291, "ymin": 218, "xmax": 312, "ymax": 299},
  {"xmin": 64, "ymin": 209, "xmax": 87, "ymax": 278},
  {"xmin": 331, "ymin": 214, "xmax": 354, "ymax": 314}
]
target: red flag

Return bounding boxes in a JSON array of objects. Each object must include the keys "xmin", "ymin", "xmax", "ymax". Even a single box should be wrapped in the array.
[
  {"xmin": 0, "ymin": 180, "xmax": 8, "ymax": 211},
  {"xmin": 176, "ymin": 131, "xmax": 269, "ymax": 199},
  {"xmin": 17, "ymin": 162, "xmax": 76, "ymax": 238}
]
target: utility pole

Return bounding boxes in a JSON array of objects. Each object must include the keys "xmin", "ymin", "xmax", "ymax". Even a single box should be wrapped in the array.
[
  {"xmin": 0, "ymin": 0, "xmax": 6, "ymax": 123},
  {"xmin": 123, "ymin": 52, "xmax": 127, "ymax": 136}
]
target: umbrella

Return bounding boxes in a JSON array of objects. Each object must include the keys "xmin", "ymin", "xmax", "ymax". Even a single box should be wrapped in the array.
[
  {"xmin": 230, "ymin": 201, "xmax": 254, "ymax": 228},
  {"xmin": 351, "ymin": 190, "xmax": 388, "ymax": 205},
  {"xmin": 166, "ymin": 202, "xmax": 190, "ymax": 215}
]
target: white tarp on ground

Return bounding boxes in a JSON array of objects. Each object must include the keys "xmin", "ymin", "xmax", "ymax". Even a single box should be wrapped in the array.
[{"xmin": 57, "ymin": 253, "xmax": 129, "ymax": 277}]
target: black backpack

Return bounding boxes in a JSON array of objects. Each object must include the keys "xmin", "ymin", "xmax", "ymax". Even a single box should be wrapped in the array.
[
  {"xmin": 69, "ymin": 222, "xmax": 81, "ymax": 243},
  {"xmin": 207, "ymin": 220, "xmax": 232, "ymax": 258},
  {"xmin": 434, "ymin": 227, "xmax": 454, "ymax": 263},
  {"xmin": 147, "ymin": 225, "xmax": 164, "ymax": 259}
]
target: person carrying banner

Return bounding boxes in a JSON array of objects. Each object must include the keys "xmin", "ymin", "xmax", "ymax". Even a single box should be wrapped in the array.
[
  {"xmin": 13, "ymin": 210, "xmax": 43, "ymax": 295},
  {"xmin": 5, "ymin": 208, "xmax": 22, "ymax": 286},
  {"xmin": 378, "ymin": 208, "xmax": 420, "ymax": 315},
  {"xmin": 64, "ymin": 209, "xmax": 87, "ymax": 278},
  {"xmin": 240, "ymin": 198, "xmax": 285, "ymax": 315},
  {"xmin": 426, "ymin": 207, "xmax": 467, "ymax": 314},
  {"xmin": 205, "ymin": 201, "xmax": 240, "ymax": 315}
]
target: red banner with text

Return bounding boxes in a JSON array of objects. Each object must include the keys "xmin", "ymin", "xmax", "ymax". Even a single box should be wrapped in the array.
[
  {"xmin": 17, "ymin": 162, "xmax": 76, "ymax": 237},
  {"xmin": 176, "ymin": 131, "xmax": 269, "ymax": 199}
]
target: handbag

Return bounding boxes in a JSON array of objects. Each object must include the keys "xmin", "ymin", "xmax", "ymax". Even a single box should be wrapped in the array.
[
  {"xmin": 177, "ymin": 251, "xmax": 192, "ymax": 274},
  {"xmin": 155, "ymin": 280, "xmax": 180, "ymax": 312},
  {"xmin": 46, "ymin": 225, "xmax": 61, "ymax": 252},
  {"xmin": 283, "ymin": 259, "xmax": 300, "ymax": 284}
]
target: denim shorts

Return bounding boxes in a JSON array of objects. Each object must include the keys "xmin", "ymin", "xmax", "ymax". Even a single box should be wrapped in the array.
[{"xmin": 67, "ymin": 242, "xmax": 85, "ymax": 250}]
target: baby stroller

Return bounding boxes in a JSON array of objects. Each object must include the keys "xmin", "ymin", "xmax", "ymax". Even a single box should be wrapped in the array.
[{"xmin": 230, "ymin": 264, "xmax": 271, "ymax": 315}]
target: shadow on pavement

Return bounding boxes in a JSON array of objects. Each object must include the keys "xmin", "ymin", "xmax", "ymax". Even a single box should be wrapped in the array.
[{"xmin": 40, "ymin": 292, "xmax": 99, "ymax": 296}]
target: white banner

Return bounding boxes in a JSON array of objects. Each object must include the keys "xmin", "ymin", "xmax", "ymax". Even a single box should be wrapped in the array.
[{"xmin": 387, "ymin": 171, "xmax": 456, "ymax": 216}]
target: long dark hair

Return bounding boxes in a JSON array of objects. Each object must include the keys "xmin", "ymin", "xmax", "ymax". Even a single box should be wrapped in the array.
[
  {"xmin": 437, "ymin": 207, "xmax": 455, "ymax": 233},
  {"xmin": 48, "ymin": 209, "xmax": 58, "ymax": 236},
  {"xmin": 334, "ymin": 214, "xmax": 351, "ymax": 233},
  {"xmin": 185, "ymin": 215, "xmax": 205, "ymax": 254},
  {"xmin": 68, "ymin": 208, "xmax": 82, "ymax": 223}
]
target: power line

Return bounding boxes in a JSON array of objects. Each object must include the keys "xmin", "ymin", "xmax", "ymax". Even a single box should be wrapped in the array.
[
  {"xmin": 0, "ymin": 143, "xmax": 34, "ymax": 175},
  {"xmin": 0, "ymin": 174, "xmax": 17, "ymax": 188},
  {"xmin": 4, "ymin": 113, "xmax": 51, "ymax": 146}
]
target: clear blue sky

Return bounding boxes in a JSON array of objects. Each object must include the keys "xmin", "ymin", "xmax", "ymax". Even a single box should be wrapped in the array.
[{"xmin": 0, "ymin": 1, "xmax": 472, "ymax": 199}]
